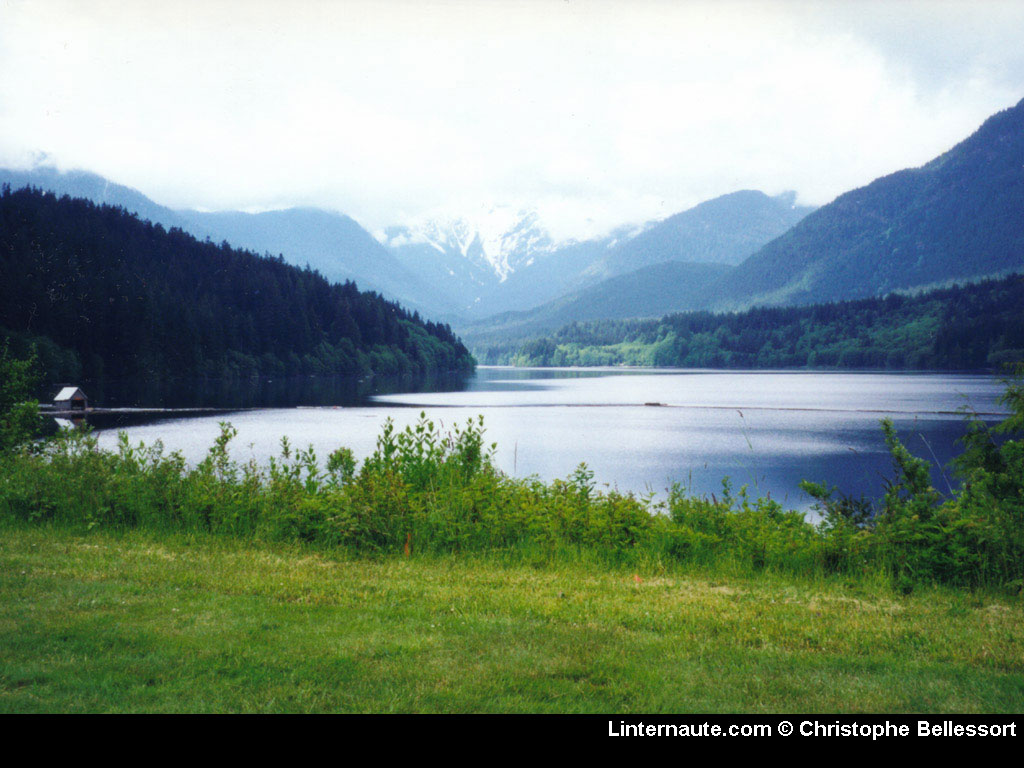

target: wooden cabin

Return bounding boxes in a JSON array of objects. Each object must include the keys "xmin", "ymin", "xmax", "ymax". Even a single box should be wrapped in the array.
[{"xmin": 54, "ymin": 386, "xmax": 88, "ymax": 411}]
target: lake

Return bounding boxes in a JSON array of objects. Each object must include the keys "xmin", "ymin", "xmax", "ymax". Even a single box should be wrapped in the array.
[{"xmin": 90, "ymin": 367, "xmax": 1007, "ymax": 511}]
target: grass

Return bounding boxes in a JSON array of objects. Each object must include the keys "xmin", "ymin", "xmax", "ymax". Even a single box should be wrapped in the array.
[{"xmin": 2, "ymin": 520, "xmax": 1022, "ymax": 713}]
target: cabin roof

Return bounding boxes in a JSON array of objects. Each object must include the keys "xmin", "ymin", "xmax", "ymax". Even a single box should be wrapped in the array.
[{"xmin": 54, "ymin": 386, "xmax": 86, "ymax": 401}]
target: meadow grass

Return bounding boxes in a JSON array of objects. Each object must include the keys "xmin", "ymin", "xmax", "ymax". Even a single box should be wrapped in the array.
[{"xmin": 2, "ymin": 519, "xmax": 1022, "ymax": 714}]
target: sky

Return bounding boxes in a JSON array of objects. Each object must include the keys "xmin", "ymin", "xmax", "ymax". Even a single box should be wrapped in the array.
[{"xmin": 1, "ymin": 0, "xmax": 1023, "ymax": 241}]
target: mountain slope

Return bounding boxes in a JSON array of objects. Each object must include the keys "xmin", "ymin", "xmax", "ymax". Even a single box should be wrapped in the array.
[
  {"xmin": 507, "ymin": 274, "xmax": 1024, "ymax": 370},
  {"xmin": 383, "ymin": 208, "xmax": 557, "ymax": 313},
  {"xmin": 1, "ymin": 165, "xmax": 819, "ymax": 323},
  {"xmin": 587, "ymin": 190, "xmax": 814, "ymax": 282},
  {"xmin": 385, "ymin": 208, "xmax": 553, "ymax": 283},
  {"xmin": 442, "ymin": 191, "xmax": 810, "ymax": 321},
  {"xmin": 0, "ymin": 166, "xmax": 189, "ymax": 229},
  {"xmin": 386, "ymin": 190, "xmax": 813, "ymax": 319},
  {"xmin": 462, "ymin": 261, "xmax": 732, "ymax": 352},
  {"xmin": 0, "ymin": 187, "xmax": 473, "ymax": 381},
  {"xmin": 710, "ymin": 97, "xmax": 1024, "ymax": 309},
  {"xmin": 176, "ymin": 207, "xmax": 458, "ymax": 315},
  {"xmin": 0, "ymin": 166, "xmax": 456, "ymax": 318}
]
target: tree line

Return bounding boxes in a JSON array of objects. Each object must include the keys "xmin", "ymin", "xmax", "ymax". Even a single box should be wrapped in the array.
[
  {"xmin": 485, "ymin": 274, "xmax": 1024, "ymax": 370},
  {"xmin": 0, "ymin": 186, "xmax": 474, "ymax": 384}
]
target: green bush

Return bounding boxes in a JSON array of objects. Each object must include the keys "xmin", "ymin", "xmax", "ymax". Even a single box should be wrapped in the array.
[
  {"xmin": 0, "ymin": 342, "xmax": 43, "ymax": 453},
  {"xmin": 800, "ymin": 369, "xmax": 1024, "ymax": 591},
  {"xmin": 3, "ymin": 367, "xmax": 1024, "ymax": 592}
]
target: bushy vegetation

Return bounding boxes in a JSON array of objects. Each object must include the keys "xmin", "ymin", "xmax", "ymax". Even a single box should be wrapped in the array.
[
  {"xmin": 0, "ymin": 186, "xmax": 474, "ymax": 383},
  {"xmin": 488, "ymin": 274, "xmax": 1024, "ymax": 369},
  {"xmin": 3, "ymin": 352, "xmax": 1023, "ymax": 592},
  {"xmin": 0, "ymin": 343, "xmax": 43, "ymax": 453}
]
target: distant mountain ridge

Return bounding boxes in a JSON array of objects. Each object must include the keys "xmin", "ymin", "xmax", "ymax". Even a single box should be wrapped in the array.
[
  {"xmin": 0, "ymin": 186, "xmax": 474, "ymax": 383},
  {"xmin": 502, "ymin": 274, "xmax": 1024, "ymax": 371},
  {"xmin": 448, "ymin": 190, "xmax": 813, "ymax": 341},
  {"xmin": 6, "ymin": 95, "xmax": 1024, "ymax": 366},
  {"xmin": 707, "ymin": 97, "xmax": 1024, "ymax": 309},
  {"xmin": 462, "ymin": 261, "xmax": 733, "ymax": 353},
  {"xmin": 1, "ymin": 166, "xmax": 813, "ymax": 325},
  {"xmin": 383, "ymin": 207, "xmax": 555, "ymax": 283},
  {"xmin": 400, "ymin": 190, "xmax": 813, "ymax": 320},
  {"xmin": 0, "ymin": 166, "xmax": 455, "ymax": 318},
  {"xmin": 0, "ymin": 166, "xmax": 188, "ymax": 228},
  {"xmin": 586, "ymin": 190, "xmax": 814, "ymax": 281}
]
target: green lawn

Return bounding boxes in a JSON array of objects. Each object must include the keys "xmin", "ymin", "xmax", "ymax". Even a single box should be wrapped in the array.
[{"xmin": 1, "ymin": 522, "xmax": 1022, "ymax": 713}]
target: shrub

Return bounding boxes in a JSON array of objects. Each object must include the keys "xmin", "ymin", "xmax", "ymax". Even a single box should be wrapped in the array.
[{"xmin": 3, "ymin": 368, "xmax": 1023, "ymax": 591}]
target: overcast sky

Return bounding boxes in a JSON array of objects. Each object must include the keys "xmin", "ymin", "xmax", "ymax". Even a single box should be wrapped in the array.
[{"xmin": 1, "ymin": 0, "xmax": 1023, "ymax": 240}]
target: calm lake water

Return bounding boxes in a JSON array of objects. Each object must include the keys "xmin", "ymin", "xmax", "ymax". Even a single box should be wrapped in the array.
[{"xmin": 90, "ymin": 367, "xmax": 1007, "ymax": 512}]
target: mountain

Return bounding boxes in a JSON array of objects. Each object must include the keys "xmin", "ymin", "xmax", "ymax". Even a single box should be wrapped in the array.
[
  {"xmin": 0, "ymin": 166, "xmax": 456, "ymax": 318},
  {"xmin": 709, "ymin": 97, "xmax": 1024, "ymax": 309},
  {"xmin": 463, "ymin": 261, "xmax": 732, "ymax": 354},
  {"xmin": 384, "ymin": 221, "xmax": 499, "ymax": 303},
  {"xmin": 175, "ymin": 207, "xmax": 458, "ymax": 316},
  {"xmin": 382, "ymin": 207, "xmax": 558, "ymax": 313},
  {"xmin": 0, "ymin": 166, "xmax": 189, "ymax": 228},
  {"xmin": 385, "ymin": 207, "xmax": 554, "ymax": 282},
  {"xmin": 400, "ymin": 191, "xmax": 812, "ymax": 321},
  {"xmin": 505, "ymin": 274, "xmax": 1024, "ymax": 371},
  {"xmin": 584, "ymin": 190, "xmax": 814, "ymax": 282},
  {"xmin": 1, "ymin": 165, "xmax": 819, "ymax": 324},
  {"xmin": 481, "ymin": 189, "xmax": 810, "ymax": 318},
  {"xmin": 0, "ymin": 187, "xmax": 473, "ymax": 382},
  {"xmin": 455, "ymin": 234, "xmax": 622, "ymax": 318}
]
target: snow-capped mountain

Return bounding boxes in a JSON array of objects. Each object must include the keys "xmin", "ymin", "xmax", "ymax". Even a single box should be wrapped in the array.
[
  {"xmin": 382, "ymin": 206, "xmax": 556, "ymax": 285},
  {"xmin": 3, "ymin": 164, "xmax": 817, "ymax": 326},
  {"xmin": 380, "ymin": 191, "xmax": 815, "ymax": 320}
]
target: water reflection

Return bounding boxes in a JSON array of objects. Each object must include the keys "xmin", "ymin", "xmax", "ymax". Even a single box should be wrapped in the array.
[
  {"xmin": 86, "ymin": 367, "xmax": 1007, "ymax": 511},
  {"xmin": 74, "ymin": 369, "xmax": 475, "ymax": 410}
]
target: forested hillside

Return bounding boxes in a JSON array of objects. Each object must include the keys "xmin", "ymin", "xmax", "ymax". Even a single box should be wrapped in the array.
[
  {"xmin": 707, "ymin": 97, "xmax": 1024, "ymax": 309},
  {"xmin": 457, "ymin": 190, "xmax": 812, "ymax": 320},
  {"xmin": 0, "ymin": 187, "xmax": 474, "ymax": 383},
  {"xmin": 462, "ymin": 261, "xmax": 732, "ymax": 351},
  {"xmin": 0, "ymin": 167, "xmax": 453, "ymax": 318},
  {"xmin": 591, "ymin": 190, "xmax": 813, "ymax": 277},
  {"xmin": 496, "ymin": 275, "xmax": 1024, "ymax": 369}
]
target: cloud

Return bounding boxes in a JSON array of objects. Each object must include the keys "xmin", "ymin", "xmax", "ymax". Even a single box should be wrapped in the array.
[{"xmin": 1, "ymin": 0, "xmax": 1022, "ymax": 240}]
